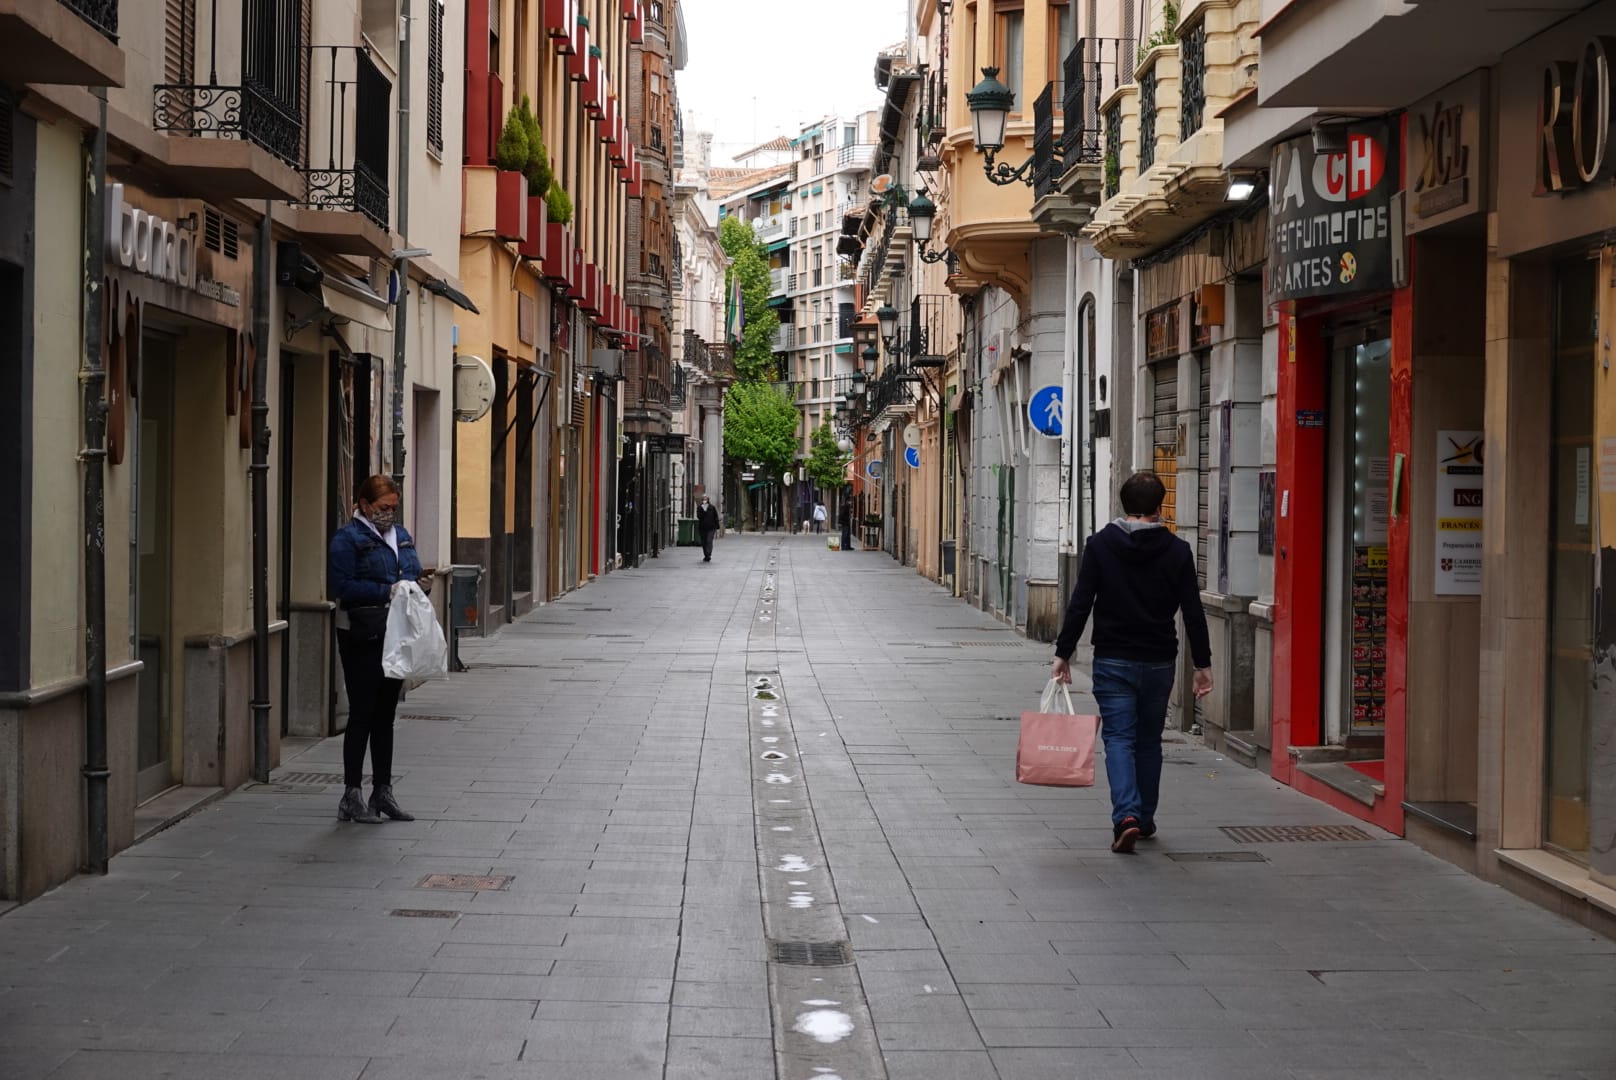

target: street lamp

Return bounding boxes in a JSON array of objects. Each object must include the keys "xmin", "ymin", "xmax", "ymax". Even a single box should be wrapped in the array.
[
  {"xmin": 876, "ymin": 304, "xmax": 899, "ymax": 346},
  {"xmin": 861, "ymin": 343, "xmax": 880, "ymax": 370},
  {"xmin": 908, "ymin": 191, "xmax": 950, "ymax": 264},
  {"xmin": 966, "ymin": 67, "xmax": 1042, "ymax": 187},
  {"xmin": 850, "ymin": 368, "xmax": 868, "ymax": 396}
]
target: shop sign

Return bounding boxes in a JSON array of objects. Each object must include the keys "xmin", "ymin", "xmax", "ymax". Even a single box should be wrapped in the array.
[
  {"xmin": 1404, "ymin": 71, "xmax": 1487, "ymax": 233},
  {"xmin": 1267, "ymin": 120, "xmax": 1399, "ymax": 303},
  {"xmin": 1434, "ymin": 430, "xmax": 1485, "ymax": 596},
  {"xmin": 106, "ymin": 184, "xmax": 242, "ymax": 308},
  {"xmin": 1536, "ymin": 35, "xmax": 1616, "ymax": 196}
]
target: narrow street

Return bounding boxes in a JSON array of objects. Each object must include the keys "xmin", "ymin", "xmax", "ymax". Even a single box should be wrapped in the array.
[{"xmin": 2, "ymin": 534, "xmax": 1613, "ymax": 1080}]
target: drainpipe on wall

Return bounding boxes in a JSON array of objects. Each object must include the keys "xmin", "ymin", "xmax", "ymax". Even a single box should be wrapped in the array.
[
  {"xmin": 80, "ymin": 90, "xmax": 110, "ymax": 874},
  {"xmin": 250, "ymin": 205, "xmax": 273, "ymax": 783},
  {"xmin": 392, "ymin": 0, "xmax": 413, "ymax": 498}
]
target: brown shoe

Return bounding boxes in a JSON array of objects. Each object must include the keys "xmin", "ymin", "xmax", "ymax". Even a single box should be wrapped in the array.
[{"xmin": 1111, "ymin": 817, "xmax": 1141, "ymax": 854}]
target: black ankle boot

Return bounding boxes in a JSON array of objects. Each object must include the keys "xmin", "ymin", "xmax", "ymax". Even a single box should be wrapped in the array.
[
  {"xmin": 368, "ymin": 784, "xmax": 414, "ymax": 821},
  {"xmin": 338, "ymin": 787, "xmax": 383, "ymax": 823}
]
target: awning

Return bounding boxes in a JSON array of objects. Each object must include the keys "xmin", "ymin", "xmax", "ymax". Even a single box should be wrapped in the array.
[
  {"xmin": 767, "ymin": 238, "xmax": 790, "ymax": 252},
  {"xmin": 423, "ymin": 278, "xmax": 481, "ymax": 314},
  {"xmin": 948, "ymin": 389, "xmax": 972, "ymax": 413},
  {"xmin": 323, "ymin": 277, "xmax": 393, "ymax": 332}
]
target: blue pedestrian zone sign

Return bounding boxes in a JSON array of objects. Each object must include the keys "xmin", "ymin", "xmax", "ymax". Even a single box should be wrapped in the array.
[
  {"xmin": 1029, "ymin": 384, "xmax": 1064, "ymax": 439},
  {"xmin": 905, "ymin": 446, "xmax": 921, "ymax": 469},
  {"xmin": 867, "ymin": 460, "xmax": 883, "ymax": 479}
]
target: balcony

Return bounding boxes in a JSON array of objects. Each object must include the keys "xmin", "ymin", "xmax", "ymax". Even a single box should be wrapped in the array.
[
  {"xmin": 756, "ymin": 214, "xmax": 787, "ymax": 242},
  {"xmin": 290, "ymin": 46, "xmax": 392, "ymax": 255},
  {"xmin": 0, "ymin": 0, "xmax": 124, "ymax": 85},
  {"xmin": 835, "ymin": 143, "xmax": 876, "ymax": 169},
  {"xmin": 768, "ymin": 266, "xmax": 789, "ymax": 296},
  {"xmin": 152, "ymin": 0, "xmax": 306, "ymax": 201},
  {"xmin": 1084, "ymin": 1, "xmax": 1260, "ymax": 261},
  {"xmin": 773, "ymin": 324, "xmax": 792, "ymax": 353}
]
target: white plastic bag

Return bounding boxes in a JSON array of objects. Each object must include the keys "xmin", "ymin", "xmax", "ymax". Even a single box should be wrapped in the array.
[{"xmin": 382, "ymin": 580, "xmax": 448, "ymax": 681}]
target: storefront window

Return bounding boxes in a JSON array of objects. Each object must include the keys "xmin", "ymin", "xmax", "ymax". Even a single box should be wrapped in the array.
[
  {"xmin": 1545, "ymin": 258, "xmax": 1597, "ymax": 858},
  {"xmin": 1349, "ymin": 337, "xmax": 1391, "ymax": 738}
]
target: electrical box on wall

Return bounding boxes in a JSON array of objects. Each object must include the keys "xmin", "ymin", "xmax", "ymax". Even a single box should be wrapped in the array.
[{"xmin": 1193, "ymin": 285, "xmax": 1225, "ymax": 327}]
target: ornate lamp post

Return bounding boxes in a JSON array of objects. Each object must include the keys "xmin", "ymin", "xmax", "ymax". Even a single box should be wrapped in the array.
[{"xmin": 966, "ymin": 67, "xmax": 1041, "ymax": 186}]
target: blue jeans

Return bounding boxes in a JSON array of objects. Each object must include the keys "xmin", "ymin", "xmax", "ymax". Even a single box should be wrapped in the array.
[{"xmin": 1091, "ymin": 658, "xmax": 1176, "ymax": 828}]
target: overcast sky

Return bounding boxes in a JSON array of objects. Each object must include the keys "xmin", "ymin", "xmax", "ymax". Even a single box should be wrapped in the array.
[{"xmin": 677, "ymin": 0, "xmax": 910, "ymax": 161}]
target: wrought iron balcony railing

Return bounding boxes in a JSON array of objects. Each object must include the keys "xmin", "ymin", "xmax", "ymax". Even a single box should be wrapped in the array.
[
  {"xmin": 1061, "ymin": 37, "xmax": 1133, "ymax": 166},
  {"xmin": 1104, "ymin": 103, "xmax": 1122, "ymax": 198},
  {"xmin": 1032, "ymin": 84, "xmax": 1060, "ymax": 199},
  {"xmin": 1138, "ymin": 67, "xmax": 1158, "ymax": 172},
  {"xmin": 153, "ymin": 0, "xmax": 306, "ymax": 168},
  {"xmin": 63, "ymin": 0, "xmax": 118, "ymax": 40},
  {"xmin": 297, "ymin": 46, "xmax": 391, "ymax": 229},
  {"xmin": 1179, "ymin": 21, "xmax": 1206, "ymax": 143}
]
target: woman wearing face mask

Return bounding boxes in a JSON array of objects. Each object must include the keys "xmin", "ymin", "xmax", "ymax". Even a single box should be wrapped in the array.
[{"xmin": 327, "ymin": 474, "xmax": 433, "ymax": 823}]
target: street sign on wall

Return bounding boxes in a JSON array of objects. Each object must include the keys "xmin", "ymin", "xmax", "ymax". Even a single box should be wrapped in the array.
[
  {"xmin": 1028, "ymin": 384, "xmax": 1064, "ymax": 439},
  {"xmin": 905, "ymin": 446, "xmax": 920, "ymax": 469}
]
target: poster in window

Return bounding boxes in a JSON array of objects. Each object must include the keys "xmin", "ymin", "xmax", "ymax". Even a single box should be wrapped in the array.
[{"xmin": 1434, "ymin": 430, "xmax": 1484, "ymax": 596}]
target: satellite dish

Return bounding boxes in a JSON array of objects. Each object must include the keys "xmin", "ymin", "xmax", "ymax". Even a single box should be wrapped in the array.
[
  {"xmin": 453, "ymin": 355, "xmax": 496, "ymax": 422},
  {"xmin": 903, "ymin": 422, "xmax": 922, "ymax": 449},
  {"xmin": 871, "ymin": 174, "xmax": 894, "ymax": 195}
]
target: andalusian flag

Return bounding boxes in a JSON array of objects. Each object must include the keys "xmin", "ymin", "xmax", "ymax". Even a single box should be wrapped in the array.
[{"xmin": 725, "ymin": 273, "xmax": 745, "ymax": 344}]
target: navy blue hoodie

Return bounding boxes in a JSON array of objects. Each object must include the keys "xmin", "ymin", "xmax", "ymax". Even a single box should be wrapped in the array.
[{"xmin": 1053, "ymin": 520, "xmax": 1212, "ymax": 669}]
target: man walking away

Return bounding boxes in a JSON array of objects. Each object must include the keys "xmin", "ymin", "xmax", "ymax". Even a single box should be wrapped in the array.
[
  {"xmin": 1051, "ymin": 471, "xmax": 1213, "ymax": 854},
  {"xmin": 696, "ymin": 495, "xmax": 720, "ymax": 563}
]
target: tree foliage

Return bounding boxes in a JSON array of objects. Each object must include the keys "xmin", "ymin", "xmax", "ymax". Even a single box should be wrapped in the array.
[
  {"xmin": 805, "ymin": 423, "xmax": 849, "ymax": 492},
  {"xmin": 723, "ymin": 381, "xmax": 800, "ymax": 480},
  {"xmin": 495, "ymin": 107, "xmax": 528, "ymax": 173},
  {"xmin": 719, "ymin": 216, "xmax": 781, "ymax": 384}
]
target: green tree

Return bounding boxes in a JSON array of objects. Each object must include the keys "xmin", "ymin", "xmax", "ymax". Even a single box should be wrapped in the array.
[
  {"xmin": 723, "ymin": 381, "xmax": 800, "ymax": 481},
  {"xmin": 719, "ymin": 216, "xmax": 781, "ymax": 383},
  {"xmin": 804, "ymin": 423, "xmax": 849, "ymax": 493},
  {"xmin": 495, "ymin": 107, "xmax": 528, "ymax": 173},
  {"xmin": 520, "ymin": 95, "xmax": 553, "ymax": 197}
]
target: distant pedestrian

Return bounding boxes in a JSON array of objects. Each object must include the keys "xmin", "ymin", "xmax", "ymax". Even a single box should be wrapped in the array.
[
  {"xmin": 328, "ymin": 474, "xmax": 431, "ymax": 824},
  {"xmin": 812, "ymin": 502, "xmax": 827, "ymax": 534},
  {"xmin": 696, "ymin": 495, "xmax": 720, "ymax": 562},
  {"xmin": 1051, "ymin": 471, "xmax": 1212, "ymax": 853}
]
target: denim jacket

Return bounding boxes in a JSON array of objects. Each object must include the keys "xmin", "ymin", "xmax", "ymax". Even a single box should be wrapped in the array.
[{"xmin": 328, "ymin": 518, "xmax": 424, "ymax": 610}]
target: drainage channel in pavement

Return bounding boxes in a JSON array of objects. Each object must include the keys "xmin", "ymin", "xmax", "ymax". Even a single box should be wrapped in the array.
[{"xmin": 748, "ymin": 547, "xmax": 886, "ymax": 1080}]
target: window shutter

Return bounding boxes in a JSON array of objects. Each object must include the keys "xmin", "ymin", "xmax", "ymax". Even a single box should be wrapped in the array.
[
  {"xmin": 164, "ymin": 0, "xmax": 196, "ymax": 85},
  {"xmin": 428, "ymin": 0, "xmax": 445, "ymax": 155}
]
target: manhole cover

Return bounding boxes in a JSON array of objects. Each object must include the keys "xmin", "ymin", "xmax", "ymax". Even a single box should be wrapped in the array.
[
  {"xmin": 1165, "ymin": 851, "xmax": 1267, "ymax": 863},
  {"xmin": 271, "ymin": 772, "xmax": 356, "ymax": 785},
  {"xmin": 770, "ymin": 940, "xmax": 853, "ymax": 967},
  {"xmin": 418, "ymin": 874, "xmax": 513, "ymax": 891},
  {"xmin": 399, "ymin": 714, "xmax": 460, "ymax": 722},
  {"xmin": 391, "ymin": 909, "xmax": 459, "ymax": 918},
  {"xmin": 1220, "ymin": 824, "xmax": 1374, "ymax": 843}
]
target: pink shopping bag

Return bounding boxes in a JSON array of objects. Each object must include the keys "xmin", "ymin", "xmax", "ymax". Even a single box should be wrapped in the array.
[{"xmin": 1016, "ymin": 679, "xmax": 1101, "ymax": 787}]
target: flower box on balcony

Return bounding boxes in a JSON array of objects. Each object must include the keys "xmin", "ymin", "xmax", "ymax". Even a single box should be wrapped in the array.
[
  {"xmin": 624, "ymin": 311, "xmax": 640, "ymax": 351},
  {"xmin": 628, "ymin": 8, "xmax": 644, "ymax": 44},
  {"xmin": 581, "ymin": 267, "xmax": 602, "ymax": 317},
  {"xmin": 569, "ymin": 248, "xmax": 588, "ymax": 298},
  {"xmin": 599, "ymin": 97, "xmax": 617, "ymax": 144},
  {"xmin": 583, "ymin": 60, "xmax": 604, "ymax": 116},
  {"xmin": 627, "ymin": 156, "xmax": 644, "ymax": 196},
  {"xmin": 542, "ymin": 223, "xmax": 573, "ymax": 284},
  {"xmin": 464, "ymin": 69, "xmax": 493, "ymax": 166},
  {"xmin": 495, "ymin": 170, "xmax": 529, "ymax": 241},
  {"xmin": 620, "ymin": 0, "xmax": 637, "ymax": 20},
  {"xmin": 546, "ymin": 0, "xmax": 577, "ymax": 50},
  {"xmin": 519, "ymin": 197, "xmax": 549, "ymax": 260}
]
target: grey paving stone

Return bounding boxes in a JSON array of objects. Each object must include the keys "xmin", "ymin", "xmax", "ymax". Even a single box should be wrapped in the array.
[{"xmin": 661, "ymin": 1035, "xmax": 773, "ymax": 1080}]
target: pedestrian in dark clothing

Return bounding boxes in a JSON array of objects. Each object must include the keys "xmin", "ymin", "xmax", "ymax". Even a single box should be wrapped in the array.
[
  {"xmin": 1052, "ymin": 471, "xmax": 1213, "ymax": 854},
  {"xmin": 328, "ymin": 474, "xmax": 432, "ymax": 824},
  {"xmin": 696, "ymin": 496, "xmax": 720, "ymax": 562}
]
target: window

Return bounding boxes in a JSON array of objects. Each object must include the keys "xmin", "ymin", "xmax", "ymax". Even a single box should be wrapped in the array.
[
  {"xmin": 362, "ymin": 0, "xmax": 400, "ymax": 67},
  {"xmin": 997, "ymin": 2, "xmax": 1025, "ymax": 115},
  {"xmin": 844, "ymin": 124, "xmax": 856, "ymax": 145},
  {"xmin": 427, "ymin": 0, "xmax": 444, "ymax": 155},
  {"xmin": 487, "ymin": 0, "xmax": 499, "ymax": 75},
  {"xmin": 1050, "ymin": 1, "xmax": 1075, "ymax": 104}
]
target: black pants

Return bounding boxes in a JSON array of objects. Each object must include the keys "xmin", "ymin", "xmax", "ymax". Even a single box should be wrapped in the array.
[
  {"xmin": 337, "ymin": 631, "xmax": 402, "ymax": 789},
  {"xmin": 701, "ymin": 529, "xmax": 715, "ymax": 559}
]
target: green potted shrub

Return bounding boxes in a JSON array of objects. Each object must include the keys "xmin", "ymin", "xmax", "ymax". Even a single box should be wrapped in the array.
[{"xmin": 493, "ymin": 106, "xmax": 529, "ymax": 241}]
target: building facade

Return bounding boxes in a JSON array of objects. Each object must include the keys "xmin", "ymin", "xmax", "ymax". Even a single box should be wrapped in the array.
[{"xmin": 0, "ymin": 0, "xmax": 464, "ymax": 899}]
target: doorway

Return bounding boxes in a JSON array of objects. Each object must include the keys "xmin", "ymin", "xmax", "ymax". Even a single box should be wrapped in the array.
[
  {"xmin": 1544, "ymin": 257, "xmax": 1598, "ymax": 859},
  {"xmin": 1322, "ymin": 318, "xmax": 1392, "ymax": 749},
  {"xmin": 136, "ymin": 333, "xmax": 176, "ymax": 801}
]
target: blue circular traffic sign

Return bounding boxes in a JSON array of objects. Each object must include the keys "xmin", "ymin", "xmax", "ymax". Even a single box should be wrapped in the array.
[
  {"xmin": 905, "ymin": 446, "xmax": 921, "ymax": 469},
  {"xmin": 1029, "ymin": 384, "xmax": 1064, "ymax": 439},
  {"xmin": 867, "ymin": 460, "xmax": 883, "ymax": 479}
]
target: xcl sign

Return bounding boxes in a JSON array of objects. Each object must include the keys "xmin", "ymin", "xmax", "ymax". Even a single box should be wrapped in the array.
[{"xmin": 1537, "ymin": 36, "xmax": 1616, "ymax": 194}]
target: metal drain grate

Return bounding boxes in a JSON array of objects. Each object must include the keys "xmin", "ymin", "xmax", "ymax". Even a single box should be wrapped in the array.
[
  {"xmin": 391, "ymin": 909, "xmax": 459, "ymax": 918},
  {"xmin": 770, "ymin": 940, "xmax": 853, "ymax": 967},
  {"xmin": 953, "ymin": 641, "xmax": 1026, "ymax": 647},
  {"xmin": 271, "ymin": 772, "xmax": 357, "ymax": 786},
  {"xmin": 399, "ymin": 714, "xmax": 460, "ymax": 722},
  {"xmin": 1165, "ymin": 851, "xmax": 1267, "ymax": 863},
  {"xmin": 418, "ymin": 874, "xmax": 513, "ymax": 891},
  {"xmin": 1221, "ymin": 824, "xmax": 1374, "ymax": 843}
]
